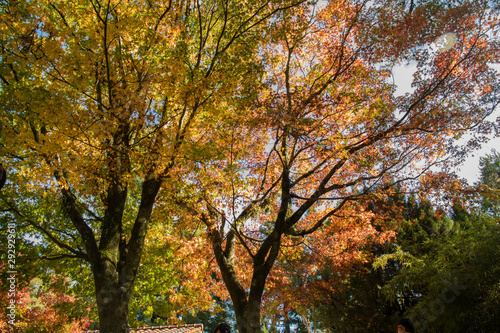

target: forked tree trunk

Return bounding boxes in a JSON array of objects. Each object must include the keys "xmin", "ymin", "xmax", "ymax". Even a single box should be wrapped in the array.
[
  {"xmin": 208, "ymin": 198, "xmax": 284, "ymax": 333},
  {"xmin": 215, "ymin": 235, "xmax": 281, "ymax": 333}
]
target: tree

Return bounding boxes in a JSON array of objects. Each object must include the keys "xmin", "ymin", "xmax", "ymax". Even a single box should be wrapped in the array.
[
  {"xmin": 0, "ymin": 270, "xmax": 91, "ymax": 333},
  {"xmin": 305, "ymin": 185, "xmax": 500, "ymax": 333},
  {"xmin": 375, "ymin": 201, "xmax": 500, "ymax": 333},
  {"xmin": 478, "ymin": 149, "xmax": 500, "ymax": 216},
  {"xmin": 310, "ymin": 157, "xmax": 500, "ymax": 333},
  {"xmin": 258, "ymin": 198, "xmax": 395, "ymax": 331},
  {"xmin": 176, "ymin": 1, "xmax": 500, "ymax": 332},
  {"xmin": 268, "ymin": 189, "xmax": 406, "ymax": 333},
  {"xmin": 0, "ymin": 0, "xmax": 304, "ymax": 331}
]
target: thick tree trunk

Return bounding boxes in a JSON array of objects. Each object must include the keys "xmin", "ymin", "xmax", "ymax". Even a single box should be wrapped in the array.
[
  {"xmin": 231, "ymin": 261, "xmax": 276, "ymax": 333},
  {"xmin": 244, "ymin": 297, "xmax": 264, "ymax": 333},
  {"xmin": 208, "ymin": 205, "xmax": 283, "ymax": 333},
  {"xmin": 96, "ymin": 287, "xmax": 131, "ymax": 333},
  {"xmin": 90, "ymin": 177, "xmax": 161, "ymax": 332},
  {"xmin": 94, "ymin": 265, "xmax": 134, "ymax": 333},
  {"xmin": 233, "ymin": 301, "xmax": 263, "ymax": 333}
]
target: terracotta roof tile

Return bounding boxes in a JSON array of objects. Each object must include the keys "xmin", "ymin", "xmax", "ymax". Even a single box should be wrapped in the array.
[{"xmin": 85, "ymin": 324, "xmax": 203, "ymax": 333}]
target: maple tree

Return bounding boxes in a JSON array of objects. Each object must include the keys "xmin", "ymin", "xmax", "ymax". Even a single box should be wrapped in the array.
[
  {"xmin": 1, "ymin": 0, "xmax": 499, "ymax": 332},
  {"xmin": 0, "ymin": 263, "xmax": 91, "ymax": 333},
  {"xmin": 13, "ymin": 278, "xmax": 90, "ymax": 333},
  {"xmin": 175, "ymin": 1, "xmax": 500, "ymax": 332},
  {"xmin": 0, "ymin": 0, "xmax": 305, "ymax": 331},
  {"xmin": 255, "ymin": 198, "xmax": 394, "ymax": 330}
]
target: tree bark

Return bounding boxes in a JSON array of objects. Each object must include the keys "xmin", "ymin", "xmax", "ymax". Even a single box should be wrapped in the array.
[
  {"xmin": 92, "ymin": 177, "xmax": 162, "ymax": 333},
  {"xmin": 95, "ymin": 270, "xmax": 132, "ymax": 333},
  {"xmin": 211, "ymin": 222, "xmax": 283, "ymax": 333},
  {"xmin": 57, "ymin": 170, "xmax": 161, "ymax": 332}
]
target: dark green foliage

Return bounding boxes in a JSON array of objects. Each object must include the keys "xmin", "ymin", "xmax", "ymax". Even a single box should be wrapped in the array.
[
  {"xmin": 376, "ymin": 202, "xmax": 500, "ymax": 332},
  {"xmin": 478, "ymin": 150, "xmax": 500, "ymax": 217},
  {"xmin": 307, "ymin": 184, "xmax": 500, "ymax": 333},
  {"xmin": 262, "ymin": 310, "xmax": 308, "ymax": 333},
  {"xmin": 182, "ymin": 297, "xmax": 235, "ymax": 333}
]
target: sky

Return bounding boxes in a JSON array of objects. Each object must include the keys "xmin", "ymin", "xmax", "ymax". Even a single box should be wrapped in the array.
[
  {"xmin": 454, "ymin": 137, "xmax": 499, "ymax": 184},
  {"xmin": 392, "ymin": 61, "xmax": 500, "ymax": 185}
]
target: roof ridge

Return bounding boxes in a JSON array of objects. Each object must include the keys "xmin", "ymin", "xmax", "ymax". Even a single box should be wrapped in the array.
[{"xmin": 85, "ymin": 323, "xmax": 204, "ymax": 333}]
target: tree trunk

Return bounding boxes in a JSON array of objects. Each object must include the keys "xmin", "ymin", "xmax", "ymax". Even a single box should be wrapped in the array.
[
  {"xmin": 96, "ymin": 286, "xmax": 131, "ymax": 333},
  {"xmin": 244, "ymin": 297, "xmax": 264, "ymax": 333},
  {"xmin": 231, "ymin": 264, "xmax": 275, "ymax": 333},
  {"xmin": 89, "ymin": 177, "xmax": 160, "ymax": 332},
  {"xmin": 209, "ymin": 208, "xmax": 283, "ymax": 333},
  {"xmin": 233, "ymin": 300, "xmax": 263, "ymax": 333},
  {"xmin": 94, "ymin": 266, "xmax": 134, "ymax": 333}
]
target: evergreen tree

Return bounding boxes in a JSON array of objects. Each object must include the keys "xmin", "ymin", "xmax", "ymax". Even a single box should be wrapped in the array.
[{"xmin": 478, "ymin": 150, "xmax": 500, "ymax": 217}]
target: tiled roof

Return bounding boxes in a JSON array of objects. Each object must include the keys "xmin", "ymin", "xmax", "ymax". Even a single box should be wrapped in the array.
[{"xmin": 86, "ymin": 324, "xmax": 204, "ymax": 333}]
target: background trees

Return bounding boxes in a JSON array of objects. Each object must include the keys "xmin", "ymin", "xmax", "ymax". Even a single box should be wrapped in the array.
[
  {"xmin": 299, "ymin": 154, "xmax": 500, "ymax": 332},
  {"xmin": 478, "ymin": 150, "xmax": 500, "ymax": 216},
  {"xmin": 372, "ymin": 202, "xmax": 500, "ymax": 332}
]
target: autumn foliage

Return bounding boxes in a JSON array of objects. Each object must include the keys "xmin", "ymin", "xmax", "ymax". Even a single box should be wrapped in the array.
[
  {"xmin": 0, "ymin": 270, "xmax": 90, "ymax": 333},
  {"xmin": 1, "ymin": 0, "xmax": 499, "ymax": 332}
]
